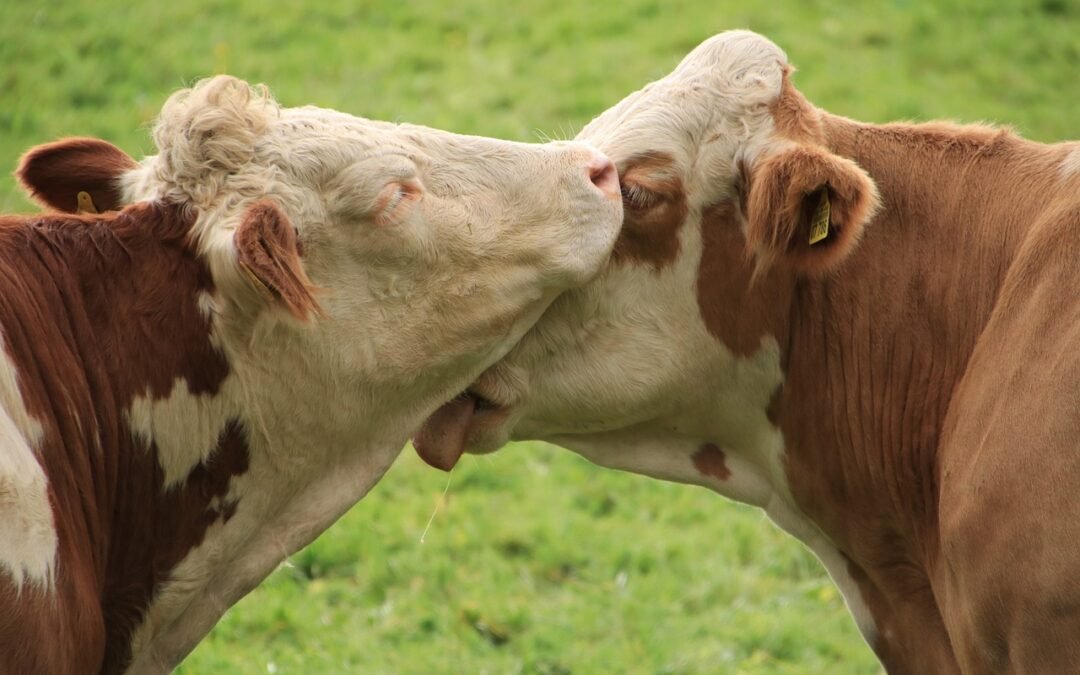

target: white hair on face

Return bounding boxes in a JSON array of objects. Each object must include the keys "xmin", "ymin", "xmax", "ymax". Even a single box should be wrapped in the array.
[
  {"xmin": 671, "ymin": 30, "xmax": 788, "ymax": 111},
  {"xmin": 151, "ymin": 76, "xmax": 279, "ymax": 209},
  {"xmin": 132, "ymin": 76, "xmax": 306, "ymax": 327},
  {"xmin": 141, "ymin": 76, "xmax": 308, "ymax": 269},
  {"xmin": 579, "ymin": 29, "xmax": 791, "ymax": 173}
]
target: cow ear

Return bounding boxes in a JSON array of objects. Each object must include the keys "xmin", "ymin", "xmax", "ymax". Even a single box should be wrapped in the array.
[
  {"xmin": 16, "ymin": 137, "xmax": 137, "ymax": 213},
  {"xmin": 234, "ymin": 200, "xmax": 322, "ymax": 321},
  {"xmin": 744, "ymin": 144, "xmax": 879, "ymax": 276}
]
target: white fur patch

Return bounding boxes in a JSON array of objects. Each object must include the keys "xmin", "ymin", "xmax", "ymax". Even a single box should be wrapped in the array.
[
  {"xmin": 0, "ymin": 336, "xmax": 56, "ymax": 589},
  {"xmin": 813, "ymin": 544, "xmax": 879, "ymax": 647},
  {"xmin": 127, "ymin": 377, "xmax": 236, "ymax": 489},
  {"xmin": 1060, "ymin": 144, "xmax": 1080, "ymax": 183},
  {"xmin": 196, "ymin": 290, "xmax": 218, "ymax": 322},
  {"xmin": 124, "ymin": 434, "xmax": 402, "ymax": 674},
  {"xmin": 764, "ymin": 494, "xmax": 878, "ymax": 646}
]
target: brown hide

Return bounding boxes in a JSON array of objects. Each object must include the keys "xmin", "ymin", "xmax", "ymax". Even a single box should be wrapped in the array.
[
  {"xmin": 0, "ymin": 203, "xmax": 250, "ymax": 674},
  {"xmin": 612, "ymin": 151, "xmax": 689, "ymax": 271}
]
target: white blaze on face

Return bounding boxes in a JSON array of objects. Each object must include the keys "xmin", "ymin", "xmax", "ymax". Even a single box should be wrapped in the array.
[{"xmin": 0, "ymin": 336, "xmax": 56, "ymax": 589}]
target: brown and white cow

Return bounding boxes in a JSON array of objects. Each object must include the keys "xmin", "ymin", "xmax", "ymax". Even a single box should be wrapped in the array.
[
  {"xmin": 0, "ymin": 75, "xmax": 621, "ymax": 674},
  {"xmin": 415, "ymin": 31, "xmax": 1080, "ymax": 673}
]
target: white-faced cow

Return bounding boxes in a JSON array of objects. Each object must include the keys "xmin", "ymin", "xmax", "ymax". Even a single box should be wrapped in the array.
[
  {"xmin": 415, "ymin": 31, "xmax": 1080, "ymax": 673},
  {"xmin": 0, "ymin": 75, "xmax": 621, "ymax": 674}
]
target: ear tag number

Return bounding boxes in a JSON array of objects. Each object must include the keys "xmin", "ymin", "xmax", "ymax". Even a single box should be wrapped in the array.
[{"xmin": 809, "ymin": 189, "xmax": 830, "ymax": 245}]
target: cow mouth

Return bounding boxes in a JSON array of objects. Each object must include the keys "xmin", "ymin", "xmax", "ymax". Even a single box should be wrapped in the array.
[{"xmin": 413, "ymin": 387, "xmax": 505, "ymax": 471}]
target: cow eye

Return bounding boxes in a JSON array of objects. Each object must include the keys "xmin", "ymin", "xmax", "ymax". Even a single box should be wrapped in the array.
[
  {"xmin": 373, "ymin": 180, "xmax": 421, "ymax": 226},
  {"xmin": 620, "ymin": 182, "xmax": 657, "ymax": 210}
]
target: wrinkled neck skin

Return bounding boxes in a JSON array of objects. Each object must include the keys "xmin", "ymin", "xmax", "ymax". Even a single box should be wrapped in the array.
[
  {"xmin": 124, "ymin": 323, "xmax": 405, "ymax": 674},
  {"xmin": 528, "ymin": 114, "xmax": 1050, "ymax": 672}
]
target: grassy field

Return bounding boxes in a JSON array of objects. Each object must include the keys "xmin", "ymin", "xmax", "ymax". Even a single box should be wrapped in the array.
[{"xmin": 2, "ymin": 0, "xmax": 1076, "ymax": 673}]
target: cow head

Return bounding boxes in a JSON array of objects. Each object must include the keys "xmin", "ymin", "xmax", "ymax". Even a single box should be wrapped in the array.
[
  {"xmin": 17, "ymin": 75, "xmax": 623, "ymax": 444},
  {"xmin": 11, "ymin": 76, "xmax": 625, "ymax": 670},
  {"xmin": 416, "ymin": 31, "xmax": 879, "ymax": 470}
]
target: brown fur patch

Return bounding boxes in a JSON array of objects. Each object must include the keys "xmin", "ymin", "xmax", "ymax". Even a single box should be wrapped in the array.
[
  {"xmin": 692, "ymin": 443, "xmax": 732, "ymax": 481},
  {"xmin": 16, "ymin": 138, "xmax": 137, "ymax": 213},
  {"xmin": 99, "ymin": 420, "xmax": 250, "ymax": 674},
  {"xmin": 695, "ymin": 200, "xmax": 793, "ymax": 357},
  {"xmin": 0, "ymin": 202, "xmax": 251, "ymax": 673},
  {"xmin": 235, "ymin": 200, "xmax": 321, "ymax": 321},
  {"xmin": 612, "ymin": 151, "xmax": 688, "ymax": 271}
]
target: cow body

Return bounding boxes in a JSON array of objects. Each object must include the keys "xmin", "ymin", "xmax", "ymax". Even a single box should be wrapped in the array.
[
  {"xmin": 0, "ymin": 75, "xmax": 620, "ymax": 674},
  {"xmin": 421, "ymin": 32, "xmax": 1080, "ymax": 672}
]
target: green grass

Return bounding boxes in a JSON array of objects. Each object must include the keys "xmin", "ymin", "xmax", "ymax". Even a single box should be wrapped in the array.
[
  {"xmin": 177, "ymin": 446, "xmax": 876, "ymax": 675},
  {"xmin": 1, "ymin": 0, "xmax": 1076, "ymax": 672}
]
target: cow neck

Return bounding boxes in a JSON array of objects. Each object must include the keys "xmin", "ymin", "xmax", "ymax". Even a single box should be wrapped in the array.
[
  {"xmin": 0, "ymin": 202, "xmax": 244, "ymax": 673},
  {"xmin": 121, "ymin": 225, "xmax": 406, "ymax": 673},
  {"xmin": 769, "ymin": 114, "xmax": 1044, "ymax": 669}
]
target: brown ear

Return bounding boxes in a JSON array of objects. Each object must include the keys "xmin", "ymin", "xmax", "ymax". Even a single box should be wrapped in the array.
[
  {"xmin": 745, "ymin": 144, "xmax": 879, "ymax": 276},
  {"xmin": 16, "ymin": 137, "xmax": 137, "ymax": 213},
  {"xmin": 235, "ymin": 200, "xmax": 322, "ymax": 321}
]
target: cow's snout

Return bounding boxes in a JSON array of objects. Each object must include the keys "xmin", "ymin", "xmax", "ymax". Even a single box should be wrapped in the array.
[{"xmin": 586, "ymin": 150, "xmax": 619, "ymax": 200}]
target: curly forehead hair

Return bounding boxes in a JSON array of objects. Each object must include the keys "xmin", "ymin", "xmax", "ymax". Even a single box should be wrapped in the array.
[{"xmin": 152, "ymin": 76, "xmax": 279, "ymax": 209}]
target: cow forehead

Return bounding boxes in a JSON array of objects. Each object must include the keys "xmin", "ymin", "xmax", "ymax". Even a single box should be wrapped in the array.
[
  {"xmin": 266, "ymin": 108, "xmax": 421, "ymax": 179},
  {"xmin": 578, "ymin": 80, "xmax": 706, "ymax": 166},
  {"xmin": 272, "ymin": 107, "xmax": 528, "ymax": 171},
  {"xmin": 669, "ymin": 30, "xmax": 787, "ymax": 90},
  {"xmin": 137, "ymin": 76, "xmax": 557, "ymax": 223},
  {"xmin": 580, "ymin": 30, "xmax": 787, "ymax": 171}
]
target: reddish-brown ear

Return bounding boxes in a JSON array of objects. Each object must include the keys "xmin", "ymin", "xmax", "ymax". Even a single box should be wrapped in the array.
[
  {"xmin": 745, "ymin": 144, "xmax": 879, "ymax": 276},
  {"xmin": 235, "ymin": 200, "xmax": 322, "ymax": 321},
  {"xmin": 16, "ymin": 137, "xmax": 137, "ymax": 213}
]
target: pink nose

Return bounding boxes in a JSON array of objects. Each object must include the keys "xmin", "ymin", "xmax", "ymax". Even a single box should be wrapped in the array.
[{"xmin": 586, "ymin": 151, "xmax": 619, "ymax": 199}]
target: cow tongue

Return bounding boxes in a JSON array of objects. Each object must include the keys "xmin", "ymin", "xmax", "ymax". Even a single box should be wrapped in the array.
[{"xmin": 413, "ymin": 394, "xmax": 475, "ymax": 471}]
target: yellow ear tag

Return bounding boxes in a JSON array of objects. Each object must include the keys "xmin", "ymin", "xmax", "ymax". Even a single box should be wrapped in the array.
[
  {"xmin": 808, "ymin": 189, "xmax": 830, "ymax": 245},
  {"xmin": 76, "ymin": 191, "xmax": 99, "ymax": 214}
]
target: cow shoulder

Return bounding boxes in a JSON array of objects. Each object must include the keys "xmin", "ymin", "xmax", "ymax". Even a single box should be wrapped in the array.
[{"xmin": 937, "ymin": 191, "xmax": 1080, "ymax": 669}]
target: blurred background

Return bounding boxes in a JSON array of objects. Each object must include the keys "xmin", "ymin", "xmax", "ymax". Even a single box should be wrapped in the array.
[{"xmin": 1, "ymin": 1, "xmax": 1075, "ymax": 673}]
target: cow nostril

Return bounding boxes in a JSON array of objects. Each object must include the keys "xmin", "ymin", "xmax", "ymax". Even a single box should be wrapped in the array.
[{"xmin": 587, "ymin": 153, "xmax": 619, "ymax": 199}]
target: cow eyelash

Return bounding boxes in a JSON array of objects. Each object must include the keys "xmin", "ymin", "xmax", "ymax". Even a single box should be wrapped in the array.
[{"xmin": 620, "ymin": 182, "xmax": 657, "ymax": 210}]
